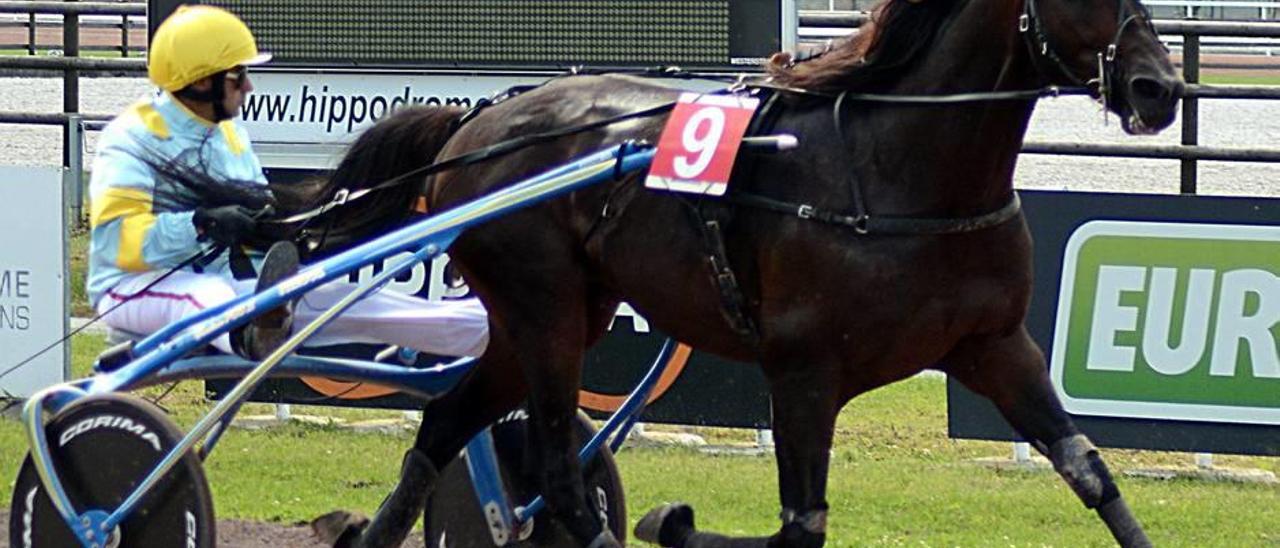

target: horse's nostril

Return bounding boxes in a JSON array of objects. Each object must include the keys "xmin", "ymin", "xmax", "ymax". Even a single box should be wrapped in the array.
[{"xmin": 1130, "ymin": 76, "xmax": 1174, "ymax": 101}]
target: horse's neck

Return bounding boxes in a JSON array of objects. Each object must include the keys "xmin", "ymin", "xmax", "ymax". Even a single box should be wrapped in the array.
[{"xmin": 856, "ymin": 0, "xmax": 1039, "ymax": 217}]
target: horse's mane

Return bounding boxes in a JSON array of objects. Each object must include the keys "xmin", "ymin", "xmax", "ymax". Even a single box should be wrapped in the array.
[
  {"xmin": 765, "ymin": 0, "xmax": 962, "ymax": 93},
  {"xmin": 258, "ymin": 106, "xmax": 464, "ymax": 257}
]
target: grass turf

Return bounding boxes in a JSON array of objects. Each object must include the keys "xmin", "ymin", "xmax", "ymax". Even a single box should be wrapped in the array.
[{"xmin": 0, "ymin": 335, "xmax": 1275, "ymax": 546}]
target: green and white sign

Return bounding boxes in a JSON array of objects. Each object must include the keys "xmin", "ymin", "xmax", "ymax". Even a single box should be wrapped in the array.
[{"xmin": 1051, "ymin": 221, "xmax": 1279, "ymax": 426}]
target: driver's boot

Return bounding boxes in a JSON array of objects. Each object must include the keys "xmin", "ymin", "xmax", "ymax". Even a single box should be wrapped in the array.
[{"xmin": 232, "ymin": 241, "xmax": 299, "ymax": 360}]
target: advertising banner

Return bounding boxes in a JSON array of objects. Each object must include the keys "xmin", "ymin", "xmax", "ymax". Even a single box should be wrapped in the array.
[
  {"xmin": 0, "ymin": 167, "xmax": 68, "ymax": 397},
  {"xmin": 1051, "ymin": 221, "xmax": 1278, "ymax": 426},
  {"xmin": 210, "ymin": 172, "xmax": 771, "ymax": 428},
  {"xmin": 949, "ymin": 190, "xmax": 1280, "ymax": 455},
  {"xmin": 240, "ymin": 70, "xmax": 733, "ymax": 150},
  {"xmin": 241, "ymin": 71, "xmax": 550, "ymax": 145}
]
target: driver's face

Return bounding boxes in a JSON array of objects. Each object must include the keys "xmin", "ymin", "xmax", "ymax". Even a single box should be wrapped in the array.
[{"xmin": 221, "ymin": 65, "xmax": 253, "ymax": 118}]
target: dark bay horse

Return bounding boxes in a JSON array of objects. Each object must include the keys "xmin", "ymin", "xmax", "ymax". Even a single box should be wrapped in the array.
[{"xmin": 306, "ymin": 0, "xmax": 1182, "ymax": 545}]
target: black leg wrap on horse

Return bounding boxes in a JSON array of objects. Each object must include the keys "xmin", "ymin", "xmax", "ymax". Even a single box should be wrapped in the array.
[
  {"xmin": 312, "ymin": 449, "xmax": 438, "ymax": 548},
  {"xmin": 776, "ymin": 507, "xmax": 827, "ymax": 547},
  {"xmin": 1049, "ymin": 434, "xmax": 1119, "ymax": 508},
  {"xmin": 1097, "ymin": 496, "xmax": 1153, "ymax": 548},
  {"xmin": 1051, "ymin": 435, "xmax": 1149, "ymax": 548},
  {"xmin": 779, "ymin": 508, "xmax": 827, "ymax": 536}
]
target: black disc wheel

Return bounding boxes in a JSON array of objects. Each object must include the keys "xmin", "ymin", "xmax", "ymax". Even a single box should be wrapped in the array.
[
  {"xmin": 424, "ymin": 409, "xmax": 626, "ymax": 547},
  {"xmin": 9, "ymin": 393, "xmax": 216, "ymax": 548}
]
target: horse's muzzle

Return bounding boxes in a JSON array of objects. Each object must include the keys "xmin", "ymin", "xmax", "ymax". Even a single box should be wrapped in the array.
[{"xmin": 1120, "ymin": 74, "xmax": 1183, "ymax": 135}]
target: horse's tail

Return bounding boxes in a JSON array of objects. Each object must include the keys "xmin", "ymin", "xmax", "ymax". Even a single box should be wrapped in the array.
[{"xmin": 277, "ymin": 105, "xmax": 466, "ymax": 257}]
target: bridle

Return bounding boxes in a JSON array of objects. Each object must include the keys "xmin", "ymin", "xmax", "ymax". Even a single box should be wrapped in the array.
[{"xmin": 1019, "ymin": 0, "xmax": 1154, "ymax": 108}]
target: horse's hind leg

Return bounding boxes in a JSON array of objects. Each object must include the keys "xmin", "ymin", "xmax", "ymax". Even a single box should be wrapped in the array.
[
  {"xmin": 314, "ymin": 341, "xmax": 529, "ymax": 548},
  {"xmin": 514, "ymin": 313, "xmax": 623, "ymax": 547},
  {"xmin": 637, "ymin": 361, "xmax": 841, "ymax": 548},
  {"xmin": 946, "ymin": 327, "xmax": 1152, "ymax": 548}
]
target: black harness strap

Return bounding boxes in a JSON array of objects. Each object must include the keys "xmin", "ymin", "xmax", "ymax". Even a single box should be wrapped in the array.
[
  {"xmin": 453, "ymin": 84, "xmax": 544, "ymax": 129},
  {"xmin": 727, "ymin": 85, "xmax": 1025, "ymax": 236},
  {"xmin": 698, "ymin": 217, "xmax": 757, "ymax": 340},
  {"xmin": 685, "ymin": 89, "xmax": 784, "ymax": 343},
  {"xmin": 728, "ymin": 191, "xmax": 1023, "ymax": 235},
  {"xmin": 267, "ymin": 99, "xmax": 679, "ymax": 226}
]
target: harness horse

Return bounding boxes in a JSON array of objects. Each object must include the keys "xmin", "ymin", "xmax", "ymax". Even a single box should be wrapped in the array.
[
  {"xmin": 7, "ymin": 0, "xmax": 1182, "ymax": 546},
  {"xmin": 310, "ymin": 0, "xmax": 1181, "ymax": 546}
]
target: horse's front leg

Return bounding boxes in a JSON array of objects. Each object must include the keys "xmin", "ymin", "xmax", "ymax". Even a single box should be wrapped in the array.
[
  {"xmin": 945, "ymin": 327, "xmax": 1152, "ymax": 547},
  {"xmin": 637, "ymin": 361, "xmax": 841, "ymax": 548}
]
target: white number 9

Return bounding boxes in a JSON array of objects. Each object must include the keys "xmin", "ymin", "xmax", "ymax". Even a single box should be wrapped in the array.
[{"xmin": 673, "ymin": 106, "xmax": 726, "ymax": 179}]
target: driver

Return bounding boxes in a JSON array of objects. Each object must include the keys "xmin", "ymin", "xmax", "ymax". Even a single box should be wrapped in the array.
[{"xmin": 87, "ymin": 5, "xmax": 488, "ymax": 359}]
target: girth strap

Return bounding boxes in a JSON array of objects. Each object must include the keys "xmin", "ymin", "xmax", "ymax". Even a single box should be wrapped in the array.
[
  {"xmin": 727, "ymin": 191, "xmax": 1023, "ymax": 236},
  {"xmin": 698, "ymin": 213, "xmax": 758, "ymax": 341},
  {"xmin": 680, "ymin": 89, "xmax": 784, "ymax": 345}
]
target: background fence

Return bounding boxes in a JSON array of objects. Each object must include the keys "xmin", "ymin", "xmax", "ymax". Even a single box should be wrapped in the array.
[
  {"xmin": 798, "ymin": 12, "xmax": 1280, "ymax": 195},
  {"xmin": 802, "ymin": 0, "xmax": 1280, "ymax": 19},
  {"xmin": 0, "ymin": 3, "xmax": 1278, "ymax": 216}
]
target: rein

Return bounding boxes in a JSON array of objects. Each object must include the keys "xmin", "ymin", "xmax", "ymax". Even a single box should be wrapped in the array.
[
  {"xmin": 726, "ymin": 0, "xmax": 1153, "ymax": 236},
  {"xmin": 276, "ymin": 84, "xmax": 1075, "ymax": 236},
  {"xmin": 275, "ymin": 0, "xmax": 1155, "ymax": 233},
  {"xmin": 718, "ymin": 85, "xmax": 1036, "ymax": 237},
  {"xmin": 270, "ymin": 59, "xmax": 1099, "ymax": 238},
  {"xmin": 265, "ymin": 99, "xmax": 679, "ymax": 226}
]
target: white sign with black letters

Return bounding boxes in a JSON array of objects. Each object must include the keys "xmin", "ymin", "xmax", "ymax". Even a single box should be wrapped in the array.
[{"xmin": 0, "ymin": 167, "xmax": 67, "ymax": 397}]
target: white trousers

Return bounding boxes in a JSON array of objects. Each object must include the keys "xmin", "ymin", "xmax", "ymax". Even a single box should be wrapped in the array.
[{"xmin": 96, "ymin": 270, "xmax": 489, "ymax": 357}]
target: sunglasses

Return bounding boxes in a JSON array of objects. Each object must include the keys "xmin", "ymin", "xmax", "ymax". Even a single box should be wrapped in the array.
[{"xmin": 224, "ymin": 65, "xmax": 249, "ymax": 88}]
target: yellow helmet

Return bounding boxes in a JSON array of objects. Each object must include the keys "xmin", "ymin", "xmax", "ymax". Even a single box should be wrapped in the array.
[{"xmin": 148, "ymin": 5, "xmax": 272, "ymax": 92}]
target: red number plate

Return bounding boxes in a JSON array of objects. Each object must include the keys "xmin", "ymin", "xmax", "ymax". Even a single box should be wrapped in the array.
[{"xmin": 645, "ymin": 93, "xmax": 760, "ymax": 196}]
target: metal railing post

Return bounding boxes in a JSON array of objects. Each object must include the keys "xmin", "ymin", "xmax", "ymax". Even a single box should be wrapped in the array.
[
  {"xmin": 756, "ymin": 428, "xmax": 775, "ymax": 449},
  {"xmin": 27, "ymin": 12, "xmax": 36, "ymax": 55},
  {"xmin": 1181, "ymin": 30, "xmax": 1200, "ymax": 195},
  {"xmin": 1195, "ymin": 452, "xmax": 1215, "ymax": 468},
  {"xmin": 1013, "ymin": 441, "xmax": 1033, "ymax": 463},
  {"xmin": 62, "ymin": 0, "xmax": 80, "ymax": 169},
  {"xmin": 65, "ymin": 114, "xmax": 84, "ymax": 223},
  {"xmin": 120, "ymin": 14, "xmax": 128, "ymax": 57}
]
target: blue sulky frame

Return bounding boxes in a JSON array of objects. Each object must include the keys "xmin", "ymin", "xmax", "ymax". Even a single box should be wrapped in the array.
[{"xmin": 19, "ymin": 142, "xmax": 666, "ymax": 548}]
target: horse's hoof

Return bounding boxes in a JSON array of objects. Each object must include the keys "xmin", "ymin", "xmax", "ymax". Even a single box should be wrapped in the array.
[
  {"xmin": 634, "ymin": 503, "xmax": 695, "ymax": 546},
  {"xmin": 310, "ymin": 510, "xmax": 368, "ymax": 547},
  {"xmin": 587, "ymin": 529, "xmax": 624, "ymax": 548}
]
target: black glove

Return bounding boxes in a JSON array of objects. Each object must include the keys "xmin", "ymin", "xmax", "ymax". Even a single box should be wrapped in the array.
[{"xmin": 193, "ymin": 205, "xmax": 258, "ymax": 246}]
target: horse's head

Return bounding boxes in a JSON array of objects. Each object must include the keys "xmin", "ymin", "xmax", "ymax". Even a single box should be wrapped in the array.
[{"xmin": 1024, "ymin": 0, "xmax": 1183, "ymax": 134}]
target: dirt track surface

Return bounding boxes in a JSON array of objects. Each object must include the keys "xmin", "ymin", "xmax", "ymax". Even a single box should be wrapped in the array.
[
  {"xmin": 0, "ymin": 509, "xmax": 427, "ymax": 548},
  {"xmin": 0, "ymin": 26, "xmax": 147, "ymax": 52}
]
